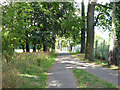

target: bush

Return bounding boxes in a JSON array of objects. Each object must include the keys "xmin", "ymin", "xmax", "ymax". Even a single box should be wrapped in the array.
[
  {"xmin": 95, "ymin": 45, "xmax": 109, "ymax": 61},
  {"xmin": 2, "ymin": 51, "xmax": 57, "ymax": 88}
]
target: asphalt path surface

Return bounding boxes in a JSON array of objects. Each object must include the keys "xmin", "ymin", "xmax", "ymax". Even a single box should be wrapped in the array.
[{"xmin": 47, "ymin": 51, "xmax": 119, "ymax": 88}]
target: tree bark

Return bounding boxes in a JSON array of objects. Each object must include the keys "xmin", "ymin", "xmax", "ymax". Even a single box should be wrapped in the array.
[
  {"xmin": 52, "ymin": 36, "xmax": 56, "ymax": 51},
  {"xmin": 60, "ymin": 41, "xmax": 62, "ymax": 51},
  {"xmin": 95, "ymin": 40, "xmax": 98, "ymax": 56},
  {"xmin": 108, "ymin": 2, "xmax": 116, "ymax": 65},
  {"xmin": 118, "ymin": 44, "xmax": 120, "ymax": 66},
  {"xmin": 80, "ymin": 0, "xmax": 85, "ymax": 53},
  {"xmin": 37, "ymin": 44, "xmax": 41, "ymax": 51},
  {"xmin": 21, "ymin": 44, "xmax": 25, "ymax": 52},
  {"xmin": 26, "ymin": 42, "xmax": 29, "ymax": 52},
  {"xmin": 57, "ymin": 35, "xmax": 60, "ymax": 50},
  {"xmin": 43, "ymin": 43, "xmax": 47, "ymax": 52},
  {"xmin": 26, "ymin": 32, "xmax": 29, "ymax": 52},
  {"xmin": 52, "ymin": 42, "xmax": 55, "ymax": 51},
  {"xmin": 102, "ymin": 40, "xmax": 105, "ymax": 59},
  {"xmin": 68, "ymin": 36, "xmax": 71, "ymax": 51},
  {"xmin": 85, "ymin": 1, "xmax": 96, "ymax": 61},
  {"xmin": 25, "ymin": 18, "xmax": 30, "ymax": 52},
  {"xmin": 33, "ymin": 43, "xmax": 36, "ymax": 52}
]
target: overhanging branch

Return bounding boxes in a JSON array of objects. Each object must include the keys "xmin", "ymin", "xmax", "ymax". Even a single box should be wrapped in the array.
[
  {"xmin": 94, "ymin": 12, "xmax": 104, "ymax": 26},
  {"xmin": 95, "ymin": 4, "xmax": 112, "ymax": 9}
]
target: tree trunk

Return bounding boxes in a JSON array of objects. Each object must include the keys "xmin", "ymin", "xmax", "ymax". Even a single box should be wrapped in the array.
[
  {"xmin": 57, "ymin": 35, "xmax": 60, "ymax": 50},
  {"xmin": 21, "ymin": 44, "xmax": 25, "ymax": 52},
  {"xmin": 102, "ymin": 40, "xmax": 105, "ymax": 59},
  {"xmin": 81, "ymin": 0, "xmax": 85, "ymax": 53},
  {"xmin": 26, "ymin": 42, "xmax": 29, "ymax": 52},
  {"xmin": 108, "ymin": 2, "xmax": 116, "ymax": 65},
  {"xmin": 26, "ymin": 34, "xmax": 29, "ymax": 52},
  {"xmin": 85, "ymin": 1, "xmax": 96, "ymax": 61},
  {"xmin": 52, "ymin": 42, "xmax": 55, "ymax": 51},
  {"xmin": 68, "ymin": 36, "xmax": 71, "ymax": 51},
  {"xmin": 52, "ymin": 36, "xmax": 56, "ymax": 51},
  {"xmin": 43, "ymin": 43, "xmax": 47, "ymax": 52},
  {"xmin": 26, "ymin": 33, "xmax": 29, "ymax": 52},
  {"xmin": 70, "ymin": 44, "xmax": 72, "ymax": 52},
  {"xmin": 60, "ymin": 41, "xmax": 62, "ymax": 51},
  {"xmin": 118, "ymin": 44, "xmax": 120, "ymax": 66},
  {"xmin": 33, "ymin": 43, "xmax": 36, "ymax": 52},
  {"xmin": 95, "ymin": 40, "xmax": 98, "ymax": 56},
  {"xmin": 25, "ymin": 17, "xmax": 30, "ymax": 52},
  {"xmin": 37, "ymin": 44, "xmax": 41, "ymax": 51},
  {"xmin": 5, "ymin": 55, "xmax": 9, "ymax": 63},
  {"xmin": 58, "ymin": 40, "xmax": 60, "ymax": 49}
]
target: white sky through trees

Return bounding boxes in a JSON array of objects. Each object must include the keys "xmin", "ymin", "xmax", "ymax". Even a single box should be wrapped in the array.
[{"xmin": 75, "ymin": 0, "xmax": 110, "ymax": 41}]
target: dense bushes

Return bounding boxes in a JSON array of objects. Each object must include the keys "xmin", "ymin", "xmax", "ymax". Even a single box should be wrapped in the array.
[
  {"xmin": 95, "ymin": 45, "xmax": 109, "ymax": 61},
  {"xmin": 95, "ymin": 41, "xmax": 119, "ymax": 66},
  {"xmin": 2, "ymin": 52, "xmax": 57, "ymax": 88}
]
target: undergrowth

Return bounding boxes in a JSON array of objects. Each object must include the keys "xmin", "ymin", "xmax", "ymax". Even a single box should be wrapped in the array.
[{"xmin": 2, "ymin": 51, "xmax": 57, "ymax": 88}]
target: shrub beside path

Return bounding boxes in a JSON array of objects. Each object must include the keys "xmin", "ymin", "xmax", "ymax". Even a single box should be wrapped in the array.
[{"xmin": 47, "ymin": 51, "xmax": 119, "ymax": 88}]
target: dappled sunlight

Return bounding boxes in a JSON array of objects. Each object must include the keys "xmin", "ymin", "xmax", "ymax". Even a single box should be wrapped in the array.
[
  {"xmin": 47, "ymin": 73, "xmax": 53, "ymax": 75},
  {"xmin": 65, "ymin": 66, "xmax": 74, "ymax": 69},
  {"xmin": 76, "ymin": 67, "xmax": 87, "ymax": 69},
  {"xmin": 47, "ymin": 52, "xmax": 119, "ymax": 88},
  {"xmin": 60, "ymin": 61, "xmax": 77, "ymax": 64},
  {"xmin": 56, "ymin": 52, "xmax": 119, "ymax": 75},
  {"xmin": 18, "ymin": 74, "xmax": 38, "ymax": 79},
  {"xmin": 71, "ymin": 53, "xmax": 119, "ymax": 72},
  {"xmin": 48, "ymin": 80, "xmax": 62, "ymax": 87},
  {"xmin": 57, "ymin": 55, "xmax": 97, "ymax": 70},
  {"xmin": 3, "ymin": 51, "xmax": 57, "ymax": 88}
]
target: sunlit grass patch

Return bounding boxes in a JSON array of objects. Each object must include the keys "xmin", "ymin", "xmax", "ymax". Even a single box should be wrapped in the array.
[
  {"xmin": 2, "ymin": 51, "xmax": 57, "ymax": 88},
  {"xmin": 70, "ymin": 52, "xmax": 119, "ymax": 71},
  {"xmin": 73, "ymin": 69, "xmax": 117, "ymax": 88}
]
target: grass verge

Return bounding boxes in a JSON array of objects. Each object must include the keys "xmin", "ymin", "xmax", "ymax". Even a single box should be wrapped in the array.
[
  {"xmin": 2, "ymin": 51, "xmax": 57, "ymax": 88},
  {"xmin": 70, "ymin": 52, "xmax": 119, "ymax": 71},
  {"xmin": 73, "ymin": 69, "xmax": 117, "ymax": 88}
]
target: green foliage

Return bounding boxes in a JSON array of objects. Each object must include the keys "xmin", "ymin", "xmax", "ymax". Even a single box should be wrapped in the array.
[
  {"xmin": 95, "ymin": 2, "xmax": 112, "ymax": 31},
  {"xmin": 2, "ymin": 1, "xmax": 79, "ymax": 54},
  {"xmin": 2, "ymin": 52, "xmax": 57, "ymax": 88},
  {"xmin": 94, "ymin": 34, "xmax": 109, "ymax": 60},
  {"xmin": 95, "ymin": 45, "xmax": 109, "ymax": 60}
]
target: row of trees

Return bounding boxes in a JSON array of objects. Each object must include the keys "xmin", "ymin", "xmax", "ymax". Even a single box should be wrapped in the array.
[
  {"xmin": 81, "ymin": 0, "xmax": 120, "ymax": 65},
  {"xmin": 2, "ymin": 1, "xmax": 81, "ymax": 62},
  {"xmin": 2, "ymin": 1, "xmax": 120, "ymax": 65}
]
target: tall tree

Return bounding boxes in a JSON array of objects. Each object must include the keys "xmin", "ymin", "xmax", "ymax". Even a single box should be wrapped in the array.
[
  {"xmin": 115, "ymin": 2, "xmax": 120, "ymax": 66},
  {"xmin": 80, "ymin": 0, "xmax": 85, "ymax": 53},
  {"xmin": 85, "ymin": 0, "xmax": 96, "ymax": 61},
  {"xmin": 108, "ymin": 2, "xmax": 116, "ymax": 65}
]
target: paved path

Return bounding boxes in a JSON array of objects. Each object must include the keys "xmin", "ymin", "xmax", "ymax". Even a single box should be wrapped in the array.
[
  {"xmin": 47, "ymin": 51, "xmax": 119, "ymax": 88},
  {"xmin": 47, "ymin": 51, "xmax": 77, "ymax": 88}
]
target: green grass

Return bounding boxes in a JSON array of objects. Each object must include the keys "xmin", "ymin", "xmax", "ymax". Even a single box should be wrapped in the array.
[
  {"xmin": 2, "ymin": 51, "xmax": 57, "ymax": 88},
  {"xmin": 70, "ymin": 52, "xmax": 119, "ymax": 71},
  {"xmin": 73, "ymin": 69, "xmax": 117, "ymax": 88}
]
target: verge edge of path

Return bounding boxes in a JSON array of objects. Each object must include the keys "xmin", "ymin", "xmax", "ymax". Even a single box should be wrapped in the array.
[
  {"xmin": 70, "ymin": 53, "xmax": 120, "ymax": 88},
  {"xmin": 46, "ymin": 53, "xmax": 58, "ymax": 88}
]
